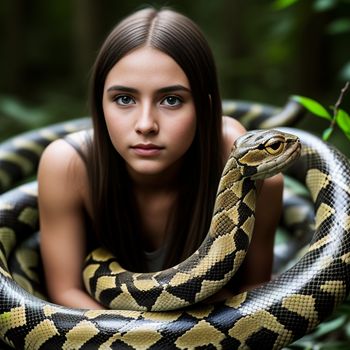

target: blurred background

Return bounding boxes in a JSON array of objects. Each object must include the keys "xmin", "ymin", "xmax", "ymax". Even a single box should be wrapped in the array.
[
  {"xmin": 1, "ymin": 0, "xmax": 350, "ymax": 148},
  {"xmin": 0, "ymin": 1, "xmax": 350, "ymax": 348}
]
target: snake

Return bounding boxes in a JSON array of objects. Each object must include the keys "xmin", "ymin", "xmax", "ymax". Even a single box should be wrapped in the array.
[{"xmin": 0, "ymin": 99, "xmax": 350, "ymax": 349}]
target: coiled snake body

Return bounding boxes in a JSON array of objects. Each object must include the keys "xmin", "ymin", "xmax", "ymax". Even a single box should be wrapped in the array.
[{"xmin": 0, "ymin": 100, "xmax": 350, "ymax": 349}]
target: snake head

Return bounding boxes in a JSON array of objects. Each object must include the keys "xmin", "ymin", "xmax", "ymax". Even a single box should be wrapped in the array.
[{"xmin": 233, "ymin": 129, "xmax": 301, "ymax": 179}]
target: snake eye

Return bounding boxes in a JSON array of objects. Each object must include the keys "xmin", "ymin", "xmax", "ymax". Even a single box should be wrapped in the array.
[{"xmin": 265, "ymin": 140, "xmax": 284, "ymax": 155}]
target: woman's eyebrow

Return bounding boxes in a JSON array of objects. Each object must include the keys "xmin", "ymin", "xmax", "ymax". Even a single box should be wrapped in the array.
[
  {"xmin": 157, "ymin": 85, "xmax": 191, "ymax": 94},
  {"xmin": 106, "ymin": 85, "xmax": 137, "ymax": 93},
  {"xmin": 106, "ymin": 85, "xmax": 191, "ymax": 94}
]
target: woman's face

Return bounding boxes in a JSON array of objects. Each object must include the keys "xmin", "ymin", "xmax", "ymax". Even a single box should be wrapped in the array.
[{"xmin": 102, "ymin": 47, "xmax": 196, "ymax": 182}]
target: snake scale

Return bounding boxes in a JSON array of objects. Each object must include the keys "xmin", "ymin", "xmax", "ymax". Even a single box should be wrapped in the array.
[{"xmin": 0, "ymin": 99, "xmax": 350, "ymax": 349}]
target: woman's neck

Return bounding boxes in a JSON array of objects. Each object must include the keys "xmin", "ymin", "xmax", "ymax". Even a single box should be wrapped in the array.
[
  {"xmin": 126, "ymin": 160, "xmax": 183, "ymax": 193},
  {"xmin": 124, "ymin": 158, "xmax": 186, "ymax": 250},
  {"xmin": 131, "ymin": 175, "xmax": 179, "ymax": 251}
]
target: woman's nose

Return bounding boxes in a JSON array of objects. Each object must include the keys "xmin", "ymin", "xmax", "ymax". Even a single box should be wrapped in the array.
[{"xmin": 135, "ymin": 105, "xmax": 159, "ymax": 135}]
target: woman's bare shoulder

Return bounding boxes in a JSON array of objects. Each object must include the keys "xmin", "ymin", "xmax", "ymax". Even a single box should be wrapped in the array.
[
  {"xmin": 222, "ymin": 116, "xmax": 246, "ymax": 160},
  {"xmin": 38, "ymin": 137, "xmax": 89, "ymax": 209},
  {"xmin": 64, "ymin": 129, "xmax": 92, "ymax": 150},
  {"xmin": 38, "ymin": 137, "xmax": 86, "ymax": 177}
]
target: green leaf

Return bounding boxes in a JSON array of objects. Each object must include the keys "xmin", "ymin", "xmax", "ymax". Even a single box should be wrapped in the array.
[
  {"xmin": 292, "ymin": 95, "xmax": 332, "ymax": 120},
  {"xmin": 340, "ymin": 62, "xmax": 350, "ymax": 80},
  {"xmin": 336, "ymin": 109, "xmax": 350, "ymax": 134},
  {"xmin": 317, "ymin": 342, "xmax": 350, "ymax": 350},
  {"xmin": 345, "ymin": 321, "xmax": 350, "ymax": 338},
  {"xmin": 285, "ymin": 337, "xmax": 316, "ymax": 349},
  {"xmin": 272, "ymin": 0, "xmax": 299, "ymax": 10},
  {"xmin": 312, "ymin": 315, "xmax": 347, "ymax": 338},
  {"xmin": 327, "ymin": 18, "xmax": 350, "ymax": 35},
  {"xmin": 313, "ymin": 0, "xmax": 338, "ymax": 12},
  {"xmin": 0, "ymin": 96, "xmax": 47, "ymax": 127},
  {"xmin": 342, "ymin": 132, "xmax": 350, "ymax": 142},
  {"xmin": 322, "ymin": 127, "xmax": 333, "ymax": 141}
]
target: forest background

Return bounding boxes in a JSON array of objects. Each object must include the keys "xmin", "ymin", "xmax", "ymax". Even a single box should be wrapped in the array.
[
  {"xmin": 1, "ymin": 1, "xmax": 350, "ymax": 348},
  {"xmin": 1, "ymin": 0, "xmax": 350, "ymax": 152}
]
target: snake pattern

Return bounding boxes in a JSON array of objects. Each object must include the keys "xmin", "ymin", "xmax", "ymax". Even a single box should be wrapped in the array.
[
  {"xmin": 1, "ymin": 99, "xmax": 350, "ymax": 349},
  {"xmin": 83, "ymin": 130, "xmax": 300, "ymax": 312}
]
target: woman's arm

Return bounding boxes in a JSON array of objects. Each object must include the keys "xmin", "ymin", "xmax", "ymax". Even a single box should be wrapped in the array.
[{"xmin": 38, "ymin": 139, "xmax": 103, "ymax": 309}]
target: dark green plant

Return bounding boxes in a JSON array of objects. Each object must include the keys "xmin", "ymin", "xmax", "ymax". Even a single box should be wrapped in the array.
[
  {"xmin": 273, "ymin": 0, "xmax": 350, "ymax": 82},
  {"xmin": 273, "ymin": 0, "xmax": 350, "ymax": 12},
  {"xmin": 292, "ymin": 81, "xmax": 350, "ymax": 141}
]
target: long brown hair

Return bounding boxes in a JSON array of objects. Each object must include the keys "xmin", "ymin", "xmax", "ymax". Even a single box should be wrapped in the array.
[{"xmin": 87, "ymin": 7, "xmax": 223, "ymax": 271}]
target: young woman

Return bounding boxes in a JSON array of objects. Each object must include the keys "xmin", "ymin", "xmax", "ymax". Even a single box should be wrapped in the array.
[{"xmin": 38, "ymin": 7, "xmax": 283, "ymax": 309}]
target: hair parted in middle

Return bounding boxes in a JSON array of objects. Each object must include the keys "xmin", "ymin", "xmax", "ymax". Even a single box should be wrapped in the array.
[{"xmin": 86, "ymin": 7, "xmax": 224, "ymax": 272}]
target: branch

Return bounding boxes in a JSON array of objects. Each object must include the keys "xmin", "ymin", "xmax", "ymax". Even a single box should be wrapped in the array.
[{"xmin": 331, "ymin": 81, "xmax": 350, "ymax": 128}]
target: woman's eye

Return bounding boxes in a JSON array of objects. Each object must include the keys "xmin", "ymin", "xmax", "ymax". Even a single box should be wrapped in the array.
[
  {"xmin": 114, "ymin": 95, "xmax": 135, "ymax": 105},
  {"xmin": 161, "ymin": 96, "xmax": 182, "ymax": 107}
]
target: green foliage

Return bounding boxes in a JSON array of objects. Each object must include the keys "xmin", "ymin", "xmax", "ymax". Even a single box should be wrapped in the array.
[
  {"xmin": 292, "ymin": 84, "xmax": 350, "ymax": 142},
  {"xmin": 326, "ymin": 18, "xmax": 350, "ymax": 34},
  {"xmin": 272, "ymin": 0, "xmax": 350, "ymax": 87},
  {"xmin": 336, "ymin": 109, "xmax": 350, "ymax": 138},
  {"xmin": 273, "ymin": 0, "xmax": 300, "ymax": 10},
  {"xmin": 340, "ymin": 62, "xmax": 350, "ymax": 81},
  {"xmin": 274, "ymin": 0, "xmax": 348, "ymax": 11},
  {"xmin": 0, "ymin": 94, "xmax": 84, "ymax": 142},
  {"xmin": 292, "ymin": 95, "xmax": 332, "ymax": 120},
  {"xmin": 0, "ymin": 96, "xmax": 48, "ymax": 127},
  {"xmin": 313, "ymin": 0, "xmax": 339, "ymax": 12}
]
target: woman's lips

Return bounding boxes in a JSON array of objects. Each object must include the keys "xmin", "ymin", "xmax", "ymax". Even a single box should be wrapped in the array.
[{"xmin": 131, "ymin": 144, "xmax": 164, "ymax": 156}]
